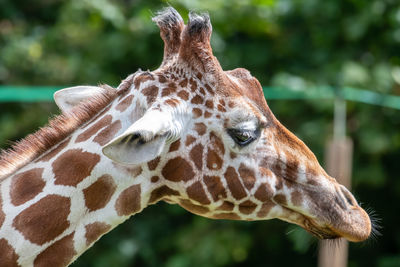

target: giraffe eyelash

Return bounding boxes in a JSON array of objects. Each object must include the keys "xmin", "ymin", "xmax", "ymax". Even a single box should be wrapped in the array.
[{"xmin": 227, "ymin": 128, "xmax": 261, "ymax": 147}]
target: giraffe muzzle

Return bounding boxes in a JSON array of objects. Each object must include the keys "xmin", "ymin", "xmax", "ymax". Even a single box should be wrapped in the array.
[
  {"xmin": 274, "ymin": 179, "xmax": 373, "ymax": 242},
  {"xmin": 307, "ymin": 183, "xmax": 372, "ymax": 242},
  {"xmin": 328, "ymin": 184, "xmax": 372, "ymax": 242}
]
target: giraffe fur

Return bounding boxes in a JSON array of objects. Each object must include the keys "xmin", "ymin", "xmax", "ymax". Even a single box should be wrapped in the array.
[{"xmin": 0, "ymin": 7, "xmax": 372, "ymax": 267}]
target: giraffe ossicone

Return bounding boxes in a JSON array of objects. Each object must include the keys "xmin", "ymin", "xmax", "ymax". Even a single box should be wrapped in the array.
[{"xmin": 0, "ymin": 7, "xmax": 372, "ymax": 266}]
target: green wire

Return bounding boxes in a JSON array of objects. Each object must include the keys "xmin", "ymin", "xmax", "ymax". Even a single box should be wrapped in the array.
[{"xmin": 0, "ymin": 86, "xmax": 399, "ymax": 110}]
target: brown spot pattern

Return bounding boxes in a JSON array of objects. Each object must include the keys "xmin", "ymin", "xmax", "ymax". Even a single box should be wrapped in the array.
[
  {"xmin": 217, "ymin": 104, "xmax": 226, "ymax": 112},
  {"xmin": 189, "ymin": 78, "xmax": 197, "ymax": 91},
  {"xmin": 291, "ymin": 190, "xmax": 303, "ymax": 206},
  {"xmin": 257, "ymin": 201, "xmax": 275, "ymax": 218},
  {"xmin": 238, "ymin": 164, "xmax": 256, "ymax": 191},
  {"xmin": 93, "ymin": 120, "xmax": 122, "ymax": 146},
  {"xmin": 53, "ymin": 149, "xmax": 100, "ymax": 187},
  {"xmin": 194, "ymin": 123, "xmax": 207, "ymax": 136},
  {"xmin": 199, "ymin": 87, "xmax": 206, "ymax": 95},
  {"xmin": 275, "ymin": 177, "xmax": 283, "ymax": 190},
  {"xmin": 39, "ymin": 137, "xmax": 71, "ymax": 162},
  {"xmin": 193, "ymin": 108, "xmax": 202, "ymax": 118},
  {"xmin": 191, "ymin": 95, "xmax": 203, "ymax": 104},
  {"xmin": 151, "ymin": 176, "xmax": 160, "ymax": 183},
  {"xmin": 76, "ymin": 115, "xmax": 112, "ymax": 143},
  {"xmin": 204, "ymin": 175, "xmax": 227, "ymax": 201},
  {"xmin": 185, "ymin": 135, "xmax": 196, "ymax": 146},
  {"xmin": 141, "ymin": 85, "xmax": 159, "ymax": 104},
  {"xmin": 165, "ymin": 98, "xmax": 180, "ymax": 107},
  {"xmin": 259, "ymin": 167, "xmax": 273, "ymax": 179},
  {"xmin": 204, "ymin": 111, "xmax": 212, "ymax": 118},
  {"xmin": 206, "ymin": 149, "xmax": 223, "ymax": 170},
  {"xmin": 283, "ymin": 179, "xmax": 295, "ymax": 189},
  {"xmin": 179, "ymin": 79, "xmax": 188, "ymax": 88},
  {"xmin": 85, "ymin": 222, "xmax": 111, "ymax": 246},
  {"xmin": 205, "ymin": 100, "xmax": 214, "ymax": 109},
  {"xmin": 187, "ymin": 181, "xmax": 210, "ymax": 205},
  {"xmin": 0, "ymin": 238, "xmax": 19, "ymax": 267},
  {"xmin": 83, "ymin": 175, "xmax": 116, "ymax": 211},
  {"xmin": 161, "ymin": 85, "xmax": 177, "ymax": 97},
  {"xmin": 274, "ymin": 194, "xmax": 287, "ymax": 206},
  {"xmin": 168, "ymin": 140, "xmax": 180, "ymax": 152},
  {"xmin": 158, "ymin": 75, "xmax": 167, "ymax": 83},
  {"xmin": 306, "ymin": 165, "xmax": 320, "ymax": 186},
  {"xmin": 271, "ymin": 161, "xmax": 283, "ymax": 179},
  {"xmin": 161, "ymin": 157, "xmax": 195, "ymax": 182},
  {"xmin": 116, "ymin": 95, "xmax": 134, "ymax": 112},
  {"xmin": 204, "ymin": 84, "xmax": 213, "ymax": 94},
  {"xmin": 239, "ymin": 200, "xmax": 257, "ymax": 215},
  {"xmin": 10, "ymin": 168, "xmax": 45, "ymax": 206},
  {"xmin": 224, "ymin": 167, "xmax": 246, "ymax": 200},
  {"xmin": 177, "ymin": 90, "xmax": 189, "ymax": 100},
  {"xmin": 189, "ymin": 144, "xmax": 203, "ymax": 170},
  {"xmin": 284, "ymin": 151, "xmax": 300, "ymax": 181},
  {"xmin": 196, "ymin": 73, "xmax": 203, "ymax": 80},
  {"xmin": 254, "ymin": 184, "xmax": 273, "ymax": 202},
  {"xmin": 217, "ymin": 201, "xmax": 234, "ymax": 211},
  {"xmin": 210, "ymin": 132, "xmax": 225, "ymax": 154},
  {"xmin": 34, "ymin": 233, "xmax": 76, "ymax": 267},
  {"xmin": 149, "ymin": 185, "xmax": 179, "ymax": 204},
  {"xmin": 134, "ymin": 73, "xmax": 155, "ymax": 88},
  {"xmin": 13, "ymin": 195, "xmax": 70, "ymax": 245},
  {"xmin": 147, "ymin": 157, "xmax": 161, "ymax": 171},
  {"xmin": 115, "ymin": 184, "xmax": 141, "ymax": 216}
]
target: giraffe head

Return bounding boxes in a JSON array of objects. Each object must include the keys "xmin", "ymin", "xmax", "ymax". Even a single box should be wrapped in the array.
[{"xmin": 61, "ymin": 8, "xmax": 370, "ymax": 242}]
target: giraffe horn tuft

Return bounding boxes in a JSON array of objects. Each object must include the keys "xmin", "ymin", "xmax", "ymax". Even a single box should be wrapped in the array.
[
  {"xmin": 152, "ymin": 7, "xmax": 184, "ymax": 65},
  {"xmin": 178, "ymin": 10, "xmax": 223, "ymax": 81},
  {"xmin": 186, "ymin": 11, "xmax": 212, "ymax": 40},
  {"xmin": 152, "ymin": 7, "xmax": 183, "ymax": 30}
]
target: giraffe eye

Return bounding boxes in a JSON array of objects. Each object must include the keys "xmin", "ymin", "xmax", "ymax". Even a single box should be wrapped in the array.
[{"xmin": 227, "ymin": 128, "xmax": 259, "ymax": 146}]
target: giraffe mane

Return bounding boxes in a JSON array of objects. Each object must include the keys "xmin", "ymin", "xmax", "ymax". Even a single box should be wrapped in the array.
[{"xmin": 0, "ymin": 84, "xmax": 127, "ymax": 180}]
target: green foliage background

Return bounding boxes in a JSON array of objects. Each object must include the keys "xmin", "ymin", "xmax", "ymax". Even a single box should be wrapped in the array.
[{"xmin": 1, "ymin": 0, "xmax": 400, "ymax": 266}]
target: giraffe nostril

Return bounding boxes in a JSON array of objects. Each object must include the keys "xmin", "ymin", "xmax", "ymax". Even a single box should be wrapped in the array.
[{"xmin": 339, "ymin": 185, "xmax": 358, "ymax": 207}]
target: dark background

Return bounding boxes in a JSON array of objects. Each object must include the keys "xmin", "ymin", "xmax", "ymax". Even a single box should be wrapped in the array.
[{"xmin": 1, "ymin": 0, "xmax": 399, "ymax": 266}]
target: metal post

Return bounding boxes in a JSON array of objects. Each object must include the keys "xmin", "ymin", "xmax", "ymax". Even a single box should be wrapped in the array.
[{"xmin": 318, "ymin": 97, "xmax": 353, "ymax": 267}]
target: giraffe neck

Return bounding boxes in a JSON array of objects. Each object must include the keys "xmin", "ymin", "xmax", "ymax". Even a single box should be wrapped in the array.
[{"xmin": 0, "ymin": 88, "xmax": 160, "ymax": 266}]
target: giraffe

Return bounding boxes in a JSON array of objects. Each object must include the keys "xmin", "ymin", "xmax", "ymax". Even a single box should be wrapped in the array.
[{"xmin": 0, "ymin": 7, "xmax": 372, "ymax": 267}]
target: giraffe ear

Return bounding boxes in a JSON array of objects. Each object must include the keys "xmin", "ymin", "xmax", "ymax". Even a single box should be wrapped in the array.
[
  {"xmin": 102, "ymin": 110, "xmax": 175, "ymax": 165},
  {"xmin": 54, "ymin": 85, "xmax": 105, "ymax": 112}
]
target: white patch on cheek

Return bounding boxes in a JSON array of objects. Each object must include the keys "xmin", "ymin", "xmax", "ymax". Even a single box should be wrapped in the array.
[
  {"xmin": 297, "ymin": 163, "xmax": 307, "ymax": 183},
  {"xmin": 279, "ymin": 151, "xmax": 287, "ymax": 174},
  {"xmin": 318, "ymin": 174, "xmax": 337, "ymax": 192}
]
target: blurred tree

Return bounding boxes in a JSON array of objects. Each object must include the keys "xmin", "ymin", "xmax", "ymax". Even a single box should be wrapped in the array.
[{"xmin": 0, "ymin": 0, "xmax": 399, "ymax": 266}]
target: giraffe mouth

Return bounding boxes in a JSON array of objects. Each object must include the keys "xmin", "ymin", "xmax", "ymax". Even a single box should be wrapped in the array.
[
  {"xmin": 302, "ymin": 217, "xmax": 340, "ymax": 240},
  {"xmin": 278, "ymin": 205, "xmax": 349, "ymax": 240}
]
